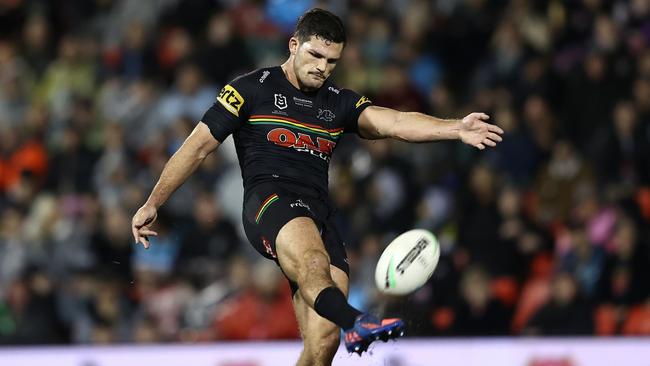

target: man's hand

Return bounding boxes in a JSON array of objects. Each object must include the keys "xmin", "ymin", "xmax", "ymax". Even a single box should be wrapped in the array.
[
  {"xmin": 131, "ymin": 204, "xmax": 158, "ymax": 249},
  {"xmin": 459, "ymin": 113, "xmax": 504, "ymax": 150}
]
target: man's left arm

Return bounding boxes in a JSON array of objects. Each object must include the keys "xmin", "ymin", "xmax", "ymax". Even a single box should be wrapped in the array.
[{"xmin": 357, "ymin": 106, "xmax": 504, "ymax": 150}]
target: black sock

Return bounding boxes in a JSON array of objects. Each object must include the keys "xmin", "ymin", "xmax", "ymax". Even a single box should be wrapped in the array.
[{"xmin": 313, "ymin": 286, "xmax": 363, "ymax": 331}]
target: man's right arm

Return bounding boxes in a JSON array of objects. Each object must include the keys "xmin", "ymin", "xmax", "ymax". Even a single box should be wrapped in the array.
[
  {"xmin": 131, "ymin": 122, "xmax": 219, "ymax": 248},
  {"xmin": 132, "ymin": 69, "xmax": 256, "ymax": 247},
  {"xmin": 143, "ymin": 121, "xmax": 219, "ymax": 209}
]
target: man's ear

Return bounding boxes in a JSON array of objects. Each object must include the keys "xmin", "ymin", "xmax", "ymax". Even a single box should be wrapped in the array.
[{"xmin": 289, "ymin": 37, "xmax": 299, "ymax": 55}]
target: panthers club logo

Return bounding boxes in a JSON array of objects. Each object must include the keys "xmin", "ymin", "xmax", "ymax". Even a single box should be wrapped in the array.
[
  {"xmin": 317, "ymin": 109, "xmax": 335, "ymax": 122},
  {"xmin": 274, "ymin": 93, "xmax": 288, "ymax": 110}
]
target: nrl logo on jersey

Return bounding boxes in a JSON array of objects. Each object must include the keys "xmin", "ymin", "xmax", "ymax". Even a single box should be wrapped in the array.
[{"xmin": 274, "ymin": 93, "xmax": 288, "ymax": 110}]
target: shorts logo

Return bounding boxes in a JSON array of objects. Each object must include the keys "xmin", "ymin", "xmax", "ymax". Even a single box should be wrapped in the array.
[
  {"xmin": 274, "ymin": 93, "xmax": 288, "ymax": 110},
  {"xmin": 217, "ymin": 84, "xmax": 244, "ymax": 116},
  {"xmin": 261, "ymin": 236, "xmax": 276, "ymax": 258},
  {"xmin": 290, "ymin": 199, "xmax": 311, "ymax": 210},
  {"xmin": 355, "ymin": 96, "xmax": 371, "ymax": 109},
  {"xmin": 317, "ymin": 109, "xmax": 335, "ymax": 122}
]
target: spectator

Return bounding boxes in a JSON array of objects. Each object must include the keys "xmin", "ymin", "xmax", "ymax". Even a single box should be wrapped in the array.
[
  {"xmin": 534, "ymin": 140, "xmax": 594, "ymax": 226},
  {"xmin": 8, "ymin": 267, "xmax": 69, "ymax": 344},
  {"xmin": 597, "ymin": 101, "xmax": 650, "ymax": 189},
  {"xmin": 525, "ymin": 272, "xmax": 594, "ymax": 335},
  {"xmin": 198, "ymin": 12, "xmax": 252, "ymax": 85},
  {"xmin": 598, "ymin": 217, "xmax": 650, "ymax": 304},
  {"xmin": 35, "ymin": 35, "xmax": 96, "ymax": 122},
  {"xmin": 150, "ymin": 62, "xmax": 216, "ymax": 134},
  {"xmin": 213, "ymin": 260, "xmax": 299, "ymax": 340},
  {"xmin": 45, "ymin": 125, "xmax": 97, "ymax": 194},
  {"xmin": 178, "ymin": 191, "xmax": 240, "ymax": 267},
  {"xmin": 20, "ymin": 14, "xmax": 53, "ymax": 81},
  {"xmin": 104, "ymin": 20, "xmax": 158, "ymax": 80},
  {"xmin": 557, "ymin": 224, "xmax": 606, "ymax": 299},
  {"xmin": 451, "ymin": 266, "xmax": 511, "ymax": 336},
  {"xmin": 0, "ymin": 126, "xmax": 48, "ymax": 194},
  {"xmin": 457, "ymin": 163, "xmax": 501, "ymax": 274}
]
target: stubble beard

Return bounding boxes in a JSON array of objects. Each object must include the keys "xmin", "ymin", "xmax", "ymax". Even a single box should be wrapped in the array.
[{"xmin": 298, "ymin": 73, "xmax": 324, "ymax": 92}]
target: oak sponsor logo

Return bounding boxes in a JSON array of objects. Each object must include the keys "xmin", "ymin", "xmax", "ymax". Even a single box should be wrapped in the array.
[
  {"xmin": 266, "ymin": 128, "xmax": 337, "ymax": 162},
  {"xmin": 355, "ymin": 96, "xmax": 371, "ymax": 108},
  {"xmin": 217, "ymin": 84, "xmax": 244, "ymax": 116}
]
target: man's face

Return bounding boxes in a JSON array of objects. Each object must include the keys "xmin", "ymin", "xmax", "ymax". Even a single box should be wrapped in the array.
[{"xmin": 290, "ymin": 35, "xmax": 343, "ymax": 91}]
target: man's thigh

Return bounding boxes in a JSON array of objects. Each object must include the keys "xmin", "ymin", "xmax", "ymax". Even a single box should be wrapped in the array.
[
  {"xmin": 275, "ymin": 214, "xmax": 350, "ymax": 293},
  {"xmin": 242, "ymin": 184, "xmax": 349, "ymax": 292}
]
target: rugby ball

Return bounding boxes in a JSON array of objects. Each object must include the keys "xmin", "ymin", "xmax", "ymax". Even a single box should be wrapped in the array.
[{"xmin": 375, "ymin": 229, "xmax": 440, "ymax": 295}]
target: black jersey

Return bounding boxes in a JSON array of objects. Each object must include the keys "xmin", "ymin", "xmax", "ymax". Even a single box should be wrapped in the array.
[{"xmin": 201, "ymin": 66, "xmax": 372, "ymax": 196}]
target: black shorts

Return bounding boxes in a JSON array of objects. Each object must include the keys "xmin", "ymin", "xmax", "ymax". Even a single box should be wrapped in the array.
[{"xmin": 242, "ymin": 181, "xmax": 349, "ymax": 294}]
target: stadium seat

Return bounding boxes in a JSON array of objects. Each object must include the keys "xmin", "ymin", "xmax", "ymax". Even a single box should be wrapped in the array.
[
  {"xmin": 636, "ymin": 187, "xmax": 650, "ymax": 223},
  {"xmin": 622, "ymin": 304, "xmax": 650, "ymax": 335},
  {"xmin": 431, "ymin": 307, "xmax": 455, "ymax": 332},
  {"xmin": 491, "ymin": 276, "xmax": 520, "ymax": 307},
  {"xmin": 594, "ymin": 304, "xmax": 619, "ymax": 336},
  {"xmin": 530, "ymin": 253, "xmax": 555, "ymax": 279},
  {"xmin": 511, "ymin": 253, "xmax": 555, "ymax": 333}
]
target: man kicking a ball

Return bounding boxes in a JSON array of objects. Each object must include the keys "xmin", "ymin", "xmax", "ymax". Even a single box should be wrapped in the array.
[{"xmin": 132, "ymin": 8, "xmax": 503, "ymax": 365}]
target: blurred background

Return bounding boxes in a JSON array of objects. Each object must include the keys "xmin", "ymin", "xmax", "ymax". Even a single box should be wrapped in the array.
[{"xmin": 1, "ymin": 0, "xmax": 650, "ymax": 350}]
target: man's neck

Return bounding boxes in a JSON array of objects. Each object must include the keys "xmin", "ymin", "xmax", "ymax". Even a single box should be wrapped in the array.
[{"xmin": 280, "ymin": 61, "xmax": 301, "ymax": 90}]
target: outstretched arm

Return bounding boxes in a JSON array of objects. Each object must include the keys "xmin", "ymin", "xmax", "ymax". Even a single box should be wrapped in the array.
[
  {"xmin": 357, "ymin": 106, "xmax": 504, "ymax": 149},
  {"xmin": 131, "ymin": 122, "xmax": 220, "ymax": 248}
]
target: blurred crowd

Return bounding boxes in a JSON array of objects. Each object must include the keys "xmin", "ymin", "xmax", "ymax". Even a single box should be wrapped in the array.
[{"xmin": 1, "ymin": 0, "xmax": 650, "ymax": 345}]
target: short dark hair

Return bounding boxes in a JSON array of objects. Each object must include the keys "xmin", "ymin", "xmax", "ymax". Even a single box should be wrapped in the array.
[{"xmin": 294, "ymin": 8, "xmax": 346, "ymax": 45}]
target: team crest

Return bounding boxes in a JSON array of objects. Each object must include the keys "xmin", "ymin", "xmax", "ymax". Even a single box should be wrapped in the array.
[
  {"xmin": 317, "ymin": 109, "xmax": 335, "ymax": 122},
  {"xmin": 274, "ymin": 93, "xmax": 288, "ymax": 110}
]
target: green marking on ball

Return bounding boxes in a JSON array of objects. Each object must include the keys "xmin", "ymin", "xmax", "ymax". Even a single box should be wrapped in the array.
[{"xmin": 388, "ymin": 256, "xmax": 397, "ymax": 289}]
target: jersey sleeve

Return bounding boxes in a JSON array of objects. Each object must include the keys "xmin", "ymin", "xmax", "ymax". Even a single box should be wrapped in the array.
[
  {"xmin": 201, "ymin": 73, "xmax": 256, "ymax": 142},
  {"xmin": 340, "ymin": 89, "xmax": 372, "ymax": 134}
]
